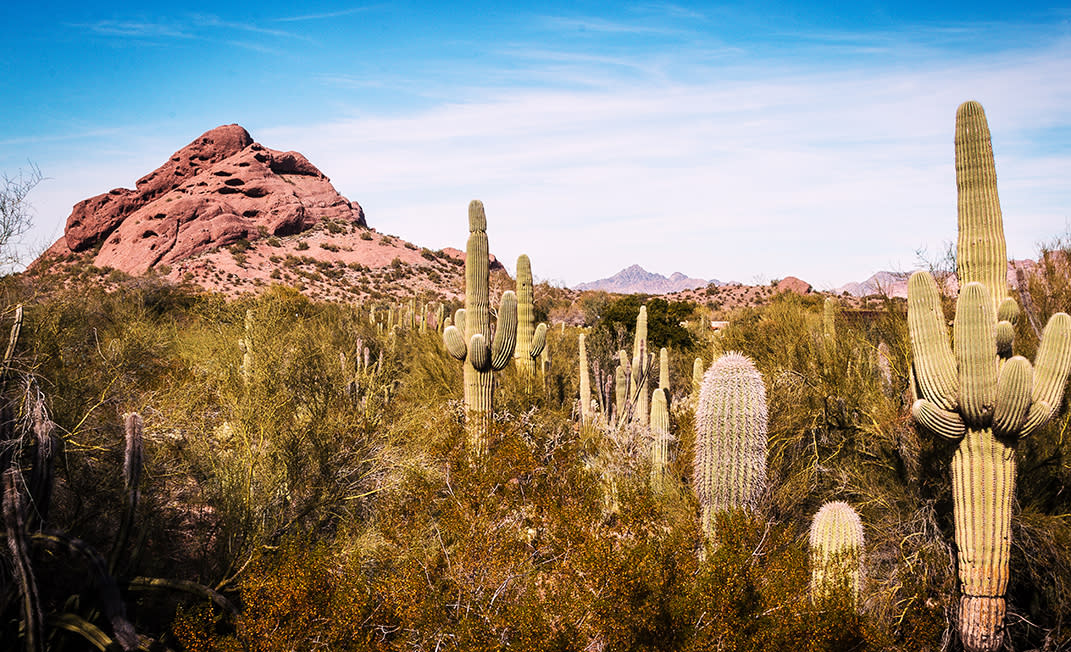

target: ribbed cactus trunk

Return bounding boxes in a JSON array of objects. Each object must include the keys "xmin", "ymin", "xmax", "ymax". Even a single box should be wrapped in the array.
[
  {"xmin": 956, "ymin": 101, "xmax": 1007, "ymax": 311},
  {"xmin": 693, "ymin": 352, "xmax": 768, "ymax": 541},
  {"xmin": 614, "ymin": 364, "xmax": 627, "ymax": 425},
  {"xmin": 809, "ymin": 501, "xmax": 865, "ymax": 605},
  {"xmin": 658, "ymin": 347, "xmax": 669, "ymax": 391},
  {"xmin": 579, "ymin": 333, "xmax": 593, "ymax": 425},
  {"xmin": 632, "ymin": 306, "xmax": 649, "ymax": 426},
  {"xmin": 442, "ymin": 201, "xmax": 518, "ymax": 459},
  {"xmin": 514, "ymin": 254, "xmax": 547, "ymax": 393},
  {"xmin": 650, "ymin": 388, "xmax": 671, "ymax": 492},
  {"xmin": 907, "ymin": 101, "xmax": 1071, "ymax": 652}
]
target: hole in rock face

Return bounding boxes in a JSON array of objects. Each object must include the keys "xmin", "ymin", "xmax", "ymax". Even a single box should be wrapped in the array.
[
  {"xmin": 217, "ymin": 187, "xmax": 240, "ymax": 195},
  {"xmin": 224, "ymin": 178, "xmax": 244, "ymax": 186},
  {"xmin": 141, "ymin": 230, "xmax": 157, "ymax": 239},
  {"xmin": 236, "ymin": 162, "xmax": 250, "ymax": 167},
  {"xmin": 153, "ymin": 213, "xmax": 166, "ymax": 220},
  {"xmin": 242, "ymin": 209, "xmax": 259, "ymax": 218},
  {"xmin": 243, "ymin": 187, "xmax": 268, "ymax": 198},
  {"xmin": 213, "ymin": 170, "xmax": 232, "ymax": 177},
  {"xmin": 253, "ymin": 153, "xmax": 268, "ymax": 163},
  {"xmin": 69, "ymin": 220, "xmax": 81, "ymax": 229}
]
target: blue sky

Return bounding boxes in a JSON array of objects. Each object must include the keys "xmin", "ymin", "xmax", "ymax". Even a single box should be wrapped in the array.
[{"xmin": 2, "ymin": 2, "xmax": 1070, "ymax": 288}]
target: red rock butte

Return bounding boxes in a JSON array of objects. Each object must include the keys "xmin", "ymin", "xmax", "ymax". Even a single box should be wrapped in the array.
[{"xmin": 44, "ymin": 124, "xmax": 367, "ymax": 275}]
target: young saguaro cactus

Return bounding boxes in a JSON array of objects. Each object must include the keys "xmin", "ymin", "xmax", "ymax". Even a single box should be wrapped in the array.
[
  {"xmin": 442, "ymin": 201, "xmax": 518, "ymax": 458},
  {"xmin": 579, "ymin": 333, "xmax": 593, "ymax": 426},
  {"xmin": 650, "ymin": 388, "xmax": 671, "ymax": 492},
  {"xmin": 514, "ymin": 254, "xmax": 548, "ymax": 389},
  {"xmin": 809, "ymin": 501, "xmax": 865, "ymax": 605},
  {"xmin": 909, "ymin": 101, "xmax": 1071, "ymax": 652},
  {"xmin": 693, "ymin": 352, "xmax": 768, "ymax": 540}
]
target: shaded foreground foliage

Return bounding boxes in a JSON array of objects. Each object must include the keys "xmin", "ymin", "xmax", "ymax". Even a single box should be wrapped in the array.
[{"xmin": 1, "ymin": 258, "xmax": 1070, "ymax": 650}]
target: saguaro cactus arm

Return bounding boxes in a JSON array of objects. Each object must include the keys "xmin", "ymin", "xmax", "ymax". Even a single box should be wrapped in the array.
[
  {"xmin": 907, "ymin": 271, "xmax": 959, "ymax": 411},
  {"xmin": 490, "ymin": 291, "xmax": 518, "ymax": 371}
]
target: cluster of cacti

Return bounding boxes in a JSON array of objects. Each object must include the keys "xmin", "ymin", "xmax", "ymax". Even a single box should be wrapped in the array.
[
  {"xmin": 514, "ymin": 254, "xmax": 548, "ymax": 391},
  {"xmin": 693, "ymin": 352, "xmax": 768, "ymax": 539},
  {"xmin": 442, "ymin": 201, "xmax": 518, "ymax": 458},
  {"xmin": 809, "ymin": 501, "xmax": 865, "ymax": 604},
  {"xmin": 908, "ymin": 101, "xmax": 1071, "ymax": 652}
]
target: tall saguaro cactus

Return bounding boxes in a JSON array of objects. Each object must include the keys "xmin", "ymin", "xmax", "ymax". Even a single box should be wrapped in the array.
[
  {"xmin": 514, "ymin": 254, "xmax": 548, "ymax": 390},
  {"xmin": 693, "ymin": 352, "xmax": 768, "ymax": 540},
  {"xmin": 632, "ymin": 306, "xmax": 649, "ymax": 426},
  {"xmin": 442, "ymin": 201, "xmax": 518, "ymax": 458},
  {"xmin": 908, "ymin": 101, "xmax": 1071, "ymax": 652}
]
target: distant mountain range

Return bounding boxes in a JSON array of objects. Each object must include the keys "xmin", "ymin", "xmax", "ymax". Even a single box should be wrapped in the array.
[{"xmin": 574, "ymin": 265, "xmax": 718, "ymax": 294}]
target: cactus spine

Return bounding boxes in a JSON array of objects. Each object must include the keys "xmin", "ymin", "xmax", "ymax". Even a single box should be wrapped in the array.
[
  {"xmin": 650, "ymin": 388, "xmax": 671, "ymax": 492},
  {"xmin": 442, "ymin": 201, "xmax": 518, "ymax": 458},
  {"xmin": 809, "ymin": 501, "xmax": 864, "ymax": 604},
  {"xmin": 693, "ymin": 352, "xmax": 768, "ymax": 539},
  {"xmin": 579, "ymin": 333, "xmax": 593, "ymax": 425},
  {"xmin": 514, "ymin": 254, "xmax": 548, "ymax": 390},
  {"xmin": 908, "ymin": 101, "xmax": 1071, "ymax": 652}
]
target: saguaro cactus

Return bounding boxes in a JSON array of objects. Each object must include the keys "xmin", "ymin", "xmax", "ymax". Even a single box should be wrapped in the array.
[
  {"xmin": 809, "ymin": 501, "xmax": 865, "ymax": 604},
  {"xmin": 692, "ymin": 357, "xmax": 704, "ymax": 396},
  {"xmin": 658, "ymin": 347, "xmax": 670, "ymax": 391},
  {"xmin": 514, "ymin": 254, "xmax": 548, "ymax": 390},
  {"xmin": 650, "ymin": 388, "xmax": 671, "ymax": 492},
  {"xmin": 693, "ymin": 352, "xmax": 768, "ymax": 539},
  {"xmin": 632, "ymin": 306, "xmax": 649, "ymax": 425},
  {"xmin": 579, "ymin": 333, "xmax": 593, "ymax": 425},
  {"xmin": 908, "ymin": 101, "xmax": 1071, "ymax": 652},
  {"xmin": 442, "ymin": 201, "xmax": 518, "ymax": 458}
]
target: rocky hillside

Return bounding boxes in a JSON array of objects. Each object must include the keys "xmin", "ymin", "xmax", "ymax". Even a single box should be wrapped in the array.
[{"xmin": 32, "ymin": 125, "xmax": 508, "ymax": 302}]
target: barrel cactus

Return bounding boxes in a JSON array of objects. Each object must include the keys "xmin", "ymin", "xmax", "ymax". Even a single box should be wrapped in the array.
[
  {"xmin": 693, "ymin": 352, "xmax": 768, "ymax": 539},
  {"xmin": 908, "ymin": 101, "xmax": 1071, "ymax": 652},
  {"xmin": 809, "ymin": 501, "xmax": 864, "ymax": 605},
  {"xmin": 514, "ymin": 254, "xmax": 548, "ymax": 390},
  {"xmin": 442, "ymin": 201, "xmax": 518, "ymax": 458}
]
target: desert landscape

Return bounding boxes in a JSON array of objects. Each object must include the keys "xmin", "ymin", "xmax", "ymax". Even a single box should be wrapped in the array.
[{"xmin": 2, "ymin": 4, "xmax": 1071, "ymax": 652}]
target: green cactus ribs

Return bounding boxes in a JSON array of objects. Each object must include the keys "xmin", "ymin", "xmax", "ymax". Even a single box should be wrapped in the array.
[
  {"xmin": 907, "ymin": 101, "xmax": 1071, "ymax": 652},
  {"xmin": 809, "ymin": 501, "xmax": 864, "ymax": 605},
  {"xmin": 514, "ymin": 254, "xmax": 547, "ymax": 392},
  {"xmin": 441, "ymin": 200, "xmax": 518, "ymax": 458}
]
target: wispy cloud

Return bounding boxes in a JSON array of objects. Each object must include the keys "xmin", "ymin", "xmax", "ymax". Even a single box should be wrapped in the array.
[
  {"xmin": 274, "ymin": 5, "xmax": 382, "ymax": 22},
  {"xmin": 540, "ymin": 15, "xmax": 683, "ymax": 36},
  {"xmin": 73, "ymin": 13, "xmax": 311, "ymax": 45},
  {"xmin": 260, "ymin": 37, "xmax": 1071, "ymax": 287},
  {"xmin": 74, "ymin": 19, "xmax": 194, "ymax": 40}
]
